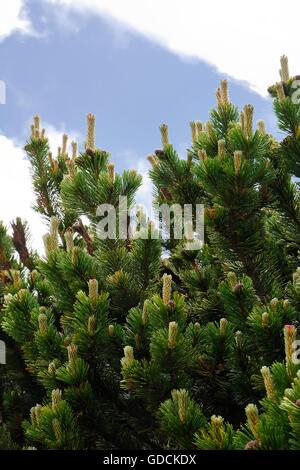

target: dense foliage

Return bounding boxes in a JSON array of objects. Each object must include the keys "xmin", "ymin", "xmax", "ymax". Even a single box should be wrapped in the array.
[{"xmin": 0, "ymin": 56, "xmax": 300, "ymax": 450}]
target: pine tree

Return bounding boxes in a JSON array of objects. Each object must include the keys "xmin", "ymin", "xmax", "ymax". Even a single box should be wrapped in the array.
[
  {"xmin": 0, "ymin": 55, "xmax": 300, "ymax": 450},
  {"xmin": 0, "ymin": 113, "xmax": 165, "ymax": 450},
  {"xmin": 153, "ymin": 56, "xmax": 300, "ymax": 449}
]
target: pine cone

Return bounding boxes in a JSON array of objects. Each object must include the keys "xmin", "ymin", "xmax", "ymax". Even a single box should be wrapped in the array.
[
  {"xmin": 234, "ymin": 283, "xmax": 244, "ymax": 294},
  {"xmin": 295, "ymin": 399, "xmax": 300, "ymax": 407},
  {"xmin": 167, "ymin": 300, "xmax": 176, "ymax": 310},
  {"xmin": 245, "ymin": 440, "xmax": 259, "ymax": 450},
  {"xmin": 155, "ymin": 149, "xmax": 165, "ymax": 156},
  {"xmin": 267, "ymin": 84, "xmax": 277, "ymax": 97},
  {"xmin": 160, "ymin": 187, "xmax": 173, "ymax": 201},
  {"xmin": 281, "ymin": 136, "xmax": 290, "ymax": 147},
  {"xmin": 86, "ymin": 147, "xmax": 95, "ymax": 157}
]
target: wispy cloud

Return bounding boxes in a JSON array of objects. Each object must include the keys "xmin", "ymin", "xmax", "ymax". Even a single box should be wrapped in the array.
[
  {"xmin": 43, "ymin": 122, "xmax": 82, "ymax": 156},
  {"xmin": 0, "ymin": 134, "xmax": 46, "ymax": 252},
  {"xmin": 0, "ymin": 121, "xmax": 82, "ymax": 253},
  {"xmin": 0, "ymin": 1, "xmax": 35, "ymax": 42},
  {"xmin": 44, "ymin": 0, "xmax": 300, "ymax": 96}
]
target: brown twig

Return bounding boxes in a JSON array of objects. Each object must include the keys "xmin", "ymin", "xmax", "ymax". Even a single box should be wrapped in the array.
[{"xmin": 71, "ymin": 218, "xmax": 94, "ymax": 256}]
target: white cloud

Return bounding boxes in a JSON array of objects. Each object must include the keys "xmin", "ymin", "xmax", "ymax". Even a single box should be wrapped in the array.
[
  {"xmin": 0, "ymin": 122, "xmax": 82, "ymax": 255},
  {"xmin": 0, "ymin": 0, "xmax": 33, "ymax": 41},
  {"xmin": 45, "ymin": 0, "xmax": 300, "ymax": 96},
  {"xmin": 43, "ymin": 122, "xmax": 82, "ymax": 156},
  {"xmin": 0, "ymin": 134, "xmax": 46, "ymax": 254}
]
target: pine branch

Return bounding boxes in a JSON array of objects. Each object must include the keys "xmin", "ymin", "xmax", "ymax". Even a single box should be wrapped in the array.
[{"xmin": 10, "ymin": 218, "xmax": 34, "ymax": 270}]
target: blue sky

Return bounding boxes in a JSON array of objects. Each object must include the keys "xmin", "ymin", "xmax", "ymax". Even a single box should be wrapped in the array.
[{"xmin": 0, "ymin": 0, "xmax": 298, "ymax": 251}]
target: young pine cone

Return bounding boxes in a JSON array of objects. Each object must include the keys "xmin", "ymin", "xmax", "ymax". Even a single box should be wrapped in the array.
[
  {"xmin": 234, "ymin": 283, "xmax": 244, "ymax": 295},
  {"xmin": 245, "ymin": 440, "xmax": 259, "ymax": 450}
]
